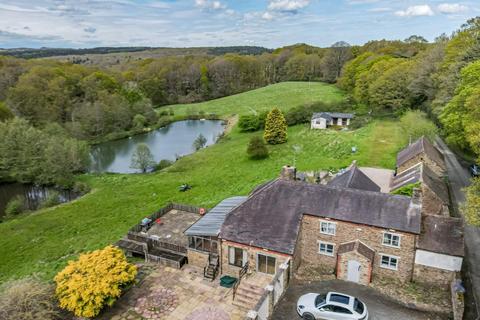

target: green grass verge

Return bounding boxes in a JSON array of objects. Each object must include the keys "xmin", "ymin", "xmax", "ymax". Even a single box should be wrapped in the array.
[
  {"xmin": 157, "ymin": 81, "xmax": 345, "ymax": 118},
  {"xmin": 0, "ymin": 118, "xmax": 406, "ymax": 283}
]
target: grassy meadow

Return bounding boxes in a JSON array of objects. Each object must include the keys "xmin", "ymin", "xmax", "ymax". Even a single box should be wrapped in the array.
[
  {"xmin": 158, "ymin": 81, "xmax": 345, "ymax": 118},
  {"xmin": 0, "ymin": 82, "xmax": 407, "ymax": 283}
]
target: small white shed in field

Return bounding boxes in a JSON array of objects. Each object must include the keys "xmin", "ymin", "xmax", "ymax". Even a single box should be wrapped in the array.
[{"xmin": 311, "ymin": 112, "xmax": 354, "ymax": 129}]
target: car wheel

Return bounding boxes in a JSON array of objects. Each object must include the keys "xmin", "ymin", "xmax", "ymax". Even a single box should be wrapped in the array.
[{"xmin": 302, "ymin": 312, "xmax": 315, "ymax": 320}]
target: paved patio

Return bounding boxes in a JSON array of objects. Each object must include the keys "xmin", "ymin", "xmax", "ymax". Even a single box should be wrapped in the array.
[{"xmin": 101, "ymin": 264, "xmax": 246, "ymax": 320}]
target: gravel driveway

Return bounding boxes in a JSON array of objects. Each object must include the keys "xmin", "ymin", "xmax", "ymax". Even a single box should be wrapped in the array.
[{"xmin": 271, "ymin": 280, "xmax": 448, "ymax": 320}]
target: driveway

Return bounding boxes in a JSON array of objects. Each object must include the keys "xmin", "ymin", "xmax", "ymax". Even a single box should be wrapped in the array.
[
  {"xmin": 271, "ymin": 280, "xmax": 447, "ymax": 320},
  {"xmin": 435, "ymin": 137, "xmax": 480, "ymax": 319}
]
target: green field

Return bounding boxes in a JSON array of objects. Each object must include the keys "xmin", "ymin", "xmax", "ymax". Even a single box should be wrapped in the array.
[
  {"xmin": 158, "ymin": 81, "xmax": 345, "ymax": 118},
  {"xmin": 0, "ymin": 82, "xmax": 407, "ymax": 283}
]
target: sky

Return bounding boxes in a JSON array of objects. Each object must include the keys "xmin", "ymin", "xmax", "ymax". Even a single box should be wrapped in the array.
[{"xmin": 0, "ymin": 0, "xmax": 478, "ymax": 49}]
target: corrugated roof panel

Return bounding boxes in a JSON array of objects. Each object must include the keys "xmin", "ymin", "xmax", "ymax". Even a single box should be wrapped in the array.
[{"xmin": 184, "ymin": 196, "xmax": 248, "ymax": 236}]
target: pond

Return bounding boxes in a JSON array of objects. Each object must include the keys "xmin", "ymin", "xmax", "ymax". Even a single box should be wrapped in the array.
[
  {"xmin": 90, "ymin": 120, "xmax": 225, "ymax": 174},
  {"xmin": 0, "ymin": 183, "xmax": 80, "ymax": 219}
]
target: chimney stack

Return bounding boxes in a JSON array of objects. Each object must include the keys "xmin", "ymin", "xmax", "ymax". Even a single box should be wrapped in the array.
[
  {"xmin": 280, "ymin": 165, "xmax": 296, "ymax": 181},
  {"xmin": 411, "ymin": 188, "xmax": 422, "ymax": 206}
]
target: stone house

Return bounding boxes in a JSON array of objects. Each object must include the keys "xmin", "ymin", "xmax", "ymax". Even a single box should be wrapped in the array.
[
  {"xmin": 396, "ymin": 136, "xmax": 446, "ymax": 176},
  {"xmin": 311, "ymin": 112, "xmax": 354, "ymax": 129},
  {"xmin": 219, "ymin": 170, "xmax": 422, "ymax": 285}
]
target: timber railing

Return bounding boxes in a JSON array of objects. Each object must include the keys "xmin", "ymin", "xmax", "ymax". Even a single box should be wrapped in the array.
[
  {"xmin": 233, "ymin": 261, "xmax": 249, "ymax": 300},
  {"xmin": 128, "ymin": 202, "xmax": 206, "ymax": 234}
]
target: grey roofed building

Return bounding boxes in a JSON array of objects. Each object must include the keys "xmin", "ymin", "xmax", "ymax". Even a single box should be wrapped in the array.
[
  {"xmin": 390, "ymin": 163, "xmax": 449, "ymax": 203},
  {"xmin": 328, "ymin": 164, "xmax": 381, "ymax": 192},
  {"xmin": 219, "ymin": 179, "xmax": 421, "ymax": 255},
  {"xmin": 396, "ymin": 136, "xmax": 444, "ymax": 169},
  {"xmin": 312, "ymin": 112, "xmax": 354, "ymax": 121},
  {"xmin": 417, "ymin": 215, "xmax": 464, "ymax": 257},
  {"xmin": 184, "ymin": 196, "xmax": 248, "ymax": 237}
]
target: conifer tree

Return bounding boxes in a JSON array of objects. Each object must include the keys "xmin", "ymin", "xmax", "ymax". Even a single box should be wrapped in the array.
[{"xmin": 263, "ymin": 107, "xmax": 287, "ymax": 145}]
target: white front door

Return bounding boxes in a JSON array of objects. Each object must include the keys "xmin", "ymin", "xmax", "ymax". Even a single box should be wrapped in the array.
[{"xmin": 347, "ymin": 260, "xmax": 361, "ymax": 283}]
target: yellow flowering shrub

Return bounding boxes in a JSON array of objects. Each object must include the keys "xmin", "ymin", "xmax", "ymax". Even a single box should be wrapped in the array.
[{"xmin": 54, "ymin": 245, "xmax": 137, "ymax": 318}]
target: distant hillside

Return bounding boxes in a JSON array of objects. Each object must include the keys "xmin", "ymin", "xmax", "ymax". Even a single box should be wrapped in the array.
[{"xmin": 0, "ymin": 46, "xmax": 272, "ymax": 60}]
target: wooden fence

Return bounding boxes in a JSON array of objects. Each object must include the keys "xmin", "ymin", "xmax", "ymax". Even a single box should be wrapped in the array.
[{"xmin": 128, "ymin": 202, "xmax": 207, "ymax": 234}]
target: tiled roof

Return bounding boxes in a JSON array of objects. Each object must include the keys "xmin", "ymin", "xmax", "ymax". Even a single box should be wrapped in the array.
[
  {"xmin": 220, "ymin": 179, "xmax": 421, "ymax": 255},
  {"xmin": 417, "ymin": 215, "xmax": 464, "ymax": 257},
  {"xmin": 396, "ymin": 136, "xmax": 444, "ymax": 169},
  {"xmin": 328, "ymin": 164, "xmax": 381, "ymax": 192},
  {"xmin": 312, "ymin": 112, "xmax": 354, "ymax": 120}
]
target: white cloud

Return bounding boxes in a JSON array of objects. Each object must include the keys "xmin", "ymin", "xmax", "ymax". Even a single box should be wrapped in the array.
[
  {"xmin": 262, "ymin": 11, "xmax": 274, "ymax": 20},
  {"xmin": 195, "ymin": 0, "xmax": 226, "ymax": 10},
  {"xmin": 437, "ymin": 3, "xmax": 468, "ymax": 14},
  {"xmin": 368, "ymin": 7, "xmax": 392, "ymax": 13},
  {"xmin": 267, "ymin": 0, "xmax": 310, "ymax": 12},
  {"xmin": 395, "ymin": 5, "xmax": 434, "ymax": 17}
]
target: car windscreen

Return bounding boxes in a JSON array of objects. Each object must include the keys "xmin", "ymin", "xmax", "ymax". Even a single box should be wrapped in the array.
[
  {"xmin": 315, "ymin": 294, "xmax": 327, "ymax": 308},
  {"xmin": 354, "ymin": 298, "xmax": 364, "ymax": 314}
]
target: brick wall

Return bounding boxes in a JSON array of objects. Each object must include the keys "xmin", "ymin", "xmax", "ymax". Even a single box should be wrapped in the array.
[
  {"xmin": 187, "ymin": 249, "xmax": 209, "ymax": 268},
  {"xmin": 220, "ymin": 240, "xmax": 290, "ymax": 279},
  {"xmin": 299, "ymin": 215, "xmax": 417, "ymax": 282},
  {"xmin": 398, "ymin": 153, "xmax": 445, "ymax": 176},
  {"xmin": 413, "ymin": 264, "xmax": 455, "ymax": 287}
]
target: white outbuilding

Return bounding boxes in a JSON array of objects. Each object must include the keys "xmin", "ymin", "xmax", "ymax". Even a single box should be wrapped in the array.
[{"xmin": 311, "ymin": 112, "xmax": 354, "ymax": 129}]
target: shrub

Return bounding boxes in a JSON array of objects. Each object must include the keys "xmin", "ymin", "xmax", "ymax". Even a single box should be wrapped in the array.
[
  {"xmin": 5, "ymin": 195, "xmax": 25, "ymax": 216},
  {"xmin": 157, "ymin": 115, "xmax": 172, "ymax": 127},
  {"xmin": 391, "ymin": 182, "xmax": 421, "ymax": 197},
  {"xmin": 132, "ymin": 114, "xmax": 147, "ymax": 129},
  {"xmin": 264, "ymin": 108, "xmax": 287, "ymax": 145},
  {"xmin": 72, "ymin": 181, "xmax": 91, "ymax": 195},
  {"xmin": 0, "ymin": 277, "xmax": 59, "ymax": 320},
  {"xmin": 464, "ymin": 178, "xmax": 480, "ymax": 226},
  {"xmin": 238, "ymin": 114, "xmax": 261, "ymax": 132},
  {"xmin": 155, "ymin": 159, "xmax": 174, "ymax": 171},
  {"xmin": 39, "ymin": 191, "xmax": 61, "ymax": 209},
  {"xmin": 0, "ymin": 102, "xmax": 13, "ymax": 122},
  {"xmin": 400, "ymin": 110, "xmax": 438, "ymax": 141},
  {"xmin": 55, "ymin": 245, "xmax": 137, "ymax": 318},
  {"xmin": 247, "ymin": 136, "xmax": 269, "ymax": 159}
]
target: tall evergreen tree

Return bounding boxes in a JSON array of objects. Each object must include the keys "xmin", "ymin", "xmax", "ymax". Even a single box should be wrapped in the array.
[{"xmin": 263, "ymin": 107, "xmax": 287, "ymax": 145}]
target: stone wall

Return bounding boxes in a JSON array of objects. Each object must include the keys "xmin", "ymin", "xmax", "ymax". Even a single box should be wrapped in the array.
[
  {"xmin": 422, "ymin": 184, "xmax": 449, "ymax": 216},
  {"xmin": 299, "ymin": 215, "xmax": 417, "ymax": 282},
  {"xmin": 187, "ymin": 249, "xmax": 209, "ymax": 268},
  {"xmin": 398, "ymin": 153, "xmax": 445, "ymax": 176},
  {"xmin": 413, "ymin": 264, "xmax": 455, "ymax": 287},
  {"xmin": 220, "ymin": 240, "xmax": 290, "ymax": 279},
  {"xmin": 337, "ymin": 251, "xmax": 372, "ymax": 285}
]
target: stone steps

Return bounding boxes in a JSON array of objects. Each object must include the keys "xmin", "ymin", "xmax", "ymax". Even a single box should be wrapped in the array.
[{"xmin": 232, "ymin": 282, "xmax": 265, "ymax": 310}]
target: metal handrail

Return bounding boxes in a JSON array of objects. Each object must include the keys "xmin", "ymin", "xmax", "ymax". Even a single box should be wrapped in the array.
[{"xmin": 233, "ymin": 261, "xmax": 249, "ymax": 300}]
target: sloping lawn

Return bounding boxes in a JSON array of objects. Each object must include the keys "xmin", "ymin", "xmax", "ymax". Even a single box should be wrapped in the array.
[
  {"xmin": 158, "ymin": 82, "xmax": 345, "ymax": 117},
  {"xmin": 0, "ymin": 120, "xmax": 406, "ymax": 283}
]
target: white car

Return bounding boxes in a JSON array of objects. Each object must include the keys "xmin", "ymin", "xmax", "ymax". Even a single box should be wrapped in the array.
[{"xmin": 296, "ymin": 291, "xmax": 368, "ymax": 320}]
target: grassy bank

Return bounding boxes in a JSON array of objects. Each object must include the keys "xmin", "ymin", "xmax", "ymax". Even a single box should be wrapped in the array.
[
  {"xmin": 158, "ymin": 81, "xmax": 345, "ymax": 118},
  {"xmin": 0, "ymin": 117, "xmax": 406, "ymax": 282}
]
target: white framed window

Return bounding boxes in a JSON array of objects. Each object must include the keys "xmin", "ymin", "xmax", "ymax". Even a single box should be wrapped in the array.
[
  {"xmin": 318, "ymin": 241, "xmax": 335, "ymax": 256},
  {"xmin": 320, "ymin": 221, "xmax": 336, "ymax": 235},
  {"xmin": 228, "ymin": 246, "xmax": 247, "ymax": 268},
  {"xmin": 382, "ymin": 232, "xmax": 401, "ymax": 248},
  {"xmin": 380, "ymin": 254, "xmax": 399, "ymax": 270}
]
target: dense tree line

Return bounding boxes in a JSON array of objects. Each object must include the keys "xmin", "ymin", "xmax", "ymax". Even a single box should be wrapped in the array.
[{"xmin": 0, "ymin": 118, "xmax": 90, "ymax": 186}]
